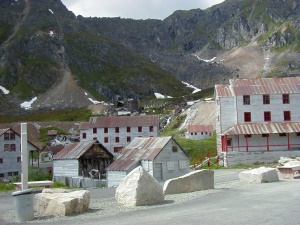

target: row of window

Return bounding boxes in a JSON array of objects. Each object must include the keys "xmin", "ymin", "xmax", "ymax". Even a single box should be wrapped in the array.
[
  {"xmin": 0, "ymin": 171, "xmax": 19, "ymax": 178},
  {"xmin": 190, "ymin": 132, "xmax": 211, "ymax": 135},
  {"xmin": 243, "ymin": 94, "xmax": 290, "ymax": 105},
  {"xmin": 0, "ymin": 157, "xmax": 21, "ymax": 163},
  {"xmin": 3, "ymin": 144, "xmax": 17, "ymax": 151},
  {"xmin": 244, "ymin": 111, "xmax": 291, "ymax": 122},
  {"xmin": 243, "ymin": 133, "xmax": 300, "ymax": 138},
  {"xmin": 3, "ymin": 133, "xmax": 16, "ymax": 141},
  {"xmin": 92, "ymin": 126, "xmax": 154, "ymax": 134}
]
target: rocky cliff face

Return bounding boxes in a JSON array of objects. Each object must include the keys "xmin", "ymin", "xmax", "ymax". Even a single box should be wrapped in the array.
[{"xmin": 0, "ymin": 0, "xmax": 299, "ymax": 115}]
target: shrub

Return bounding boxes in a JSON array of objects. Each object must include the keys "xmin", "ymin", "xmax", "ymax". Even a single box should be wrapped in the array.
[{"xmin": 51, "ymin": 182, "xmax": 67, "ymax": 188}]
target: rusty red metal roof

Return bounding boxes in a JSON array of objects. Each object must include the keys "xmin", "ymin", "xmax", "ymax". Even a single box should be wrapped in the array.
[
  {"xmin": 42, "ymin": 145, "xmax": 64, "ymax": 154},
  {"xmin": 53, "ymin": 140, "xmax": 112, "ymax": 160},
  {"xmin": 230, "ymin": 77, "xmax": 300, "ymax": 95},
  {"xmin": 0, "ymin": 128, "xmax": 10, "ymax": 136},
  {"xmin": 215, "ymin": 77, "xmax": 300, "ymax": 97},
  {"xmin": 107, "ymin": 136, "xmax": 189, "ymax": 171},
  {"xmin": 79, "ymin": 115, "xmax": 159, "ymax": 129},
  {"xmin": 187, "ymin": 124, "xmax": 214, "ymax": 133},
  {"xmin": 215, "ymin": 84, "xmax": 233, "ymax": 97},
  {"xmin": 222, "ymin": 122, "xmax": 300, "ymax": 135}
]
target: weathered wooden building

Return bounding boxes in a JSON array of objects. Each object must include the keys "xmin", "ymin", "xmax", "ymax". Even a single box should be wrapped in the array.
[
  {"xmin": 0, "ymin": 128, "xmax": 39, "ymax": 181},
  {"xmin": 106, "ymin": 136, "xmax": 190, "ymax": 187},
  {"xmin": 79, "ymin": 115, "xmax": 160, "ymax": 157},
  {"xmin": 53, "ymin": 140, "xmax": 113, "ymax": 186},
  {"xmin": 215, "ymin": 77, "xmax": 300, "ymax": 166},
  {"xmin": 185, "ymin": 124, "xmax": 214, "ymax": 140}
]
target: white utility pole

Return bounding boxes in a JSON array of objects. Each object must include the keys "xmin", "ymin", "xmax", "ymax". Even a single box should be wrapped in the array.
[{"xmin": 21, "ymin": 123, "xmax": 28, "ymax": 190}]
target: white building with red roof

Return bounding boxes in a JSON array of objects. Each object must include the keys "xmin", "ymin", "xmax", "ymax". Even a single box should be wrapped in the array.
[
  {"xmin": 215, "ymin": 77, "xmax": 300, "ymax": 166},
  {"xmin": 185, "ymin": 124, "xmax": 214, "ymax": 140},
  {"xmin": 79, "ymin": 115, "xmax": 160, "ymax": 157}
]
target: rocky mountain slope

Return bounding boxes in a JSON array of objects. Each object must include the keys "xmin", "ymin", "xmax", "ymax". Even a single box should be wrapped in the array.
[{"xmin": 0, "ymin": 0, "xmax": 299, "ymax": 115}]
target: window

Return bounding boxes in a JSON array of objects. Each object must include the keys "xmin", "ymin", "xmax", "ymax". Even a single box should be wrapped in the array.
[
  {"xmin": 10, "ymin": 144, "xmax": 16, "ymax": 151},
  {"xmin": 104, "ymin": 137, "xmax": 108, "ymax": 143},
  {"xmin": 0, "ymin": 158, "xmax": 3, "ymax": 163},
  {"xmin": 244, "ymin": 112, "xmax": 251, "ymax": 122},
  {"xmin": 149, "ymin": 126, "xmax": 154, "ymax": 132},
  {"xmin": 8, "ymin": 172, "xmax": 12, "ymax": 176},
  {"xmin": 127, "ymin": 136, "xmax": 131, "ymax": 142},
  {"xmin": 10, "ymin": 133, "xmax": 15, "ymax": 140},
  {"xmin": 115, "ymin": 137, "xmax": 119, "ymax": 143},
  {"xmin": 115, "ymin": 127, "xmax": 119, "ymax": 133},
  {"xmin": 13, "ymin": 172, "xmax": 18, "ymax": 176},
  {"xmin": 17, "ymin": 157, "xmax": 21, "ymax": 163},
  {"xmin": 4, "ymin": 133, "xmax": 9, "ymax": 140},
  {"xmin": 127, "ymin": 127, "xmax": 131, "ymax": 132},
  {"xmin": 114, "ymin": 147, "xmax": 122, "ymax": 153},
  {"xmin": 82, "ymin": 133, "xmax": 86, "ymax": 139},
  {"xmin": 243, "ymin": 95, "xmax": 250, "ymax": 105},
  {"xmin": 138, "ymin": 126, "xmax": 142, "ymax": 132},
  {"xmin": 0, "ymin": 174, "xmax": 4, "ymax": 178},
  {"xmin": 282, "ymin": 94, "xmax": 289, "ymax": 104},
  {"xmin": 263, "ymin": 95, "xmax": 270, "ymax": 104},
  {"xmin": 4, "ymin": 144, "xmax": 9, "ymax": 152},
  {"xmin": 172, "ymin": 146, "xmax": 178, "ymax": 152},
  {"xmin": 279, "ymin": 133, "xmax": 287, "ymax": 137},
  {"xmin": 244, "ymin": 134, "xmax": 252, "ymax": 138},
  {"xmin": 195, "ymin": 132, "xmax": 197, "ymax": 135},
  {"xmin": 226, "ymin": 138, "xmax": 232, "ymax": 146},
  {"xmin": 262, "ymin": 134, "xmax": 269, "ymax": 137},
  {"xmin": 284, "ymin": 111, "xmax": 291, "ymax": 121},
  {"xmin": 167, "ymin": 161, "xmax": 174, "ymax": 171},
  {"xmin": 297, "ymin": 133, "xmax": 300, "ymax": 136},
  {"xmin": 264, "ymin": 111, "xmax": 271, "ymax": 122},
  {"xmin": 93, "ymin": 128, "xmax": 97, "ymax": 134},
  {"xmin": 179, "ymin": 160, "xmax": 187, "ymax": 169},
  {"xmin": 191, "ymin": 132, "xmax": 193, "ymax": 135},
  {"xmin": 104, "ymin": 127, "xmax": 108, "ymax": 133}
]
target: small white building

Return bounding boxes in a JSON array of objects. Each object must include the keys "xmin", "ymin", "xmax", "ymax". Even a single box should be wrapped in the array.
[
  {"xmin": 79, "ymin": 115, "xmax": 159, "ymax": 157},
  {"xmin": 106, "ymin": 136, "xmax": 190, "ymax": 187},
  {"xmin": 185, "ymin": 124, "xmax": 214, "ymax": 140},
  {"xmin": 215, "ymin": 77, "xmax": 300, "ymax": 166},
  {"xmin": 0, "ymin": 128, "xmax": 39, "ymax": 181}
]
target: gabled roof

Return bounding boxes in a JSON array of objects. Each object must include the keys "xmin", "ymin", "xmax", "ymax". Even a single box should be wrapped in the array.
[
  {"xmin": 53, "ymin": 140, "xmax": 113, "ymax": 160},
  {"xmin": 42, "ymin": 144, "xmax": 64, "ymax": 154},
  {"xmin": 79, "ymin": 115, "xmax": 159, "ymax": 129},
  {"xmin": 222, "ymin": 122, "xmax": 300, "ymax": 135},
  {"xmin": 106, "ymin": 136, "xmax": 189, "ymax": 171},
  {"xmin": 187, "ymin": 124, "xmax": 214, "ymax": 133},
  {"xmin": 0, "ymin": 127, "xmax": 40, "ymax": 150},
  {"xmin": 215, "ymin": 77, "xmax": 300, "ymax": 97}
]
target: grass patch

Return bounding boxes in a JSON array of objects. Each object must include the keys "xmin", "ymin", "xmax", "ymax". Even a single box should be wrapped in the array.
[{"xmin": 0, "ymin": 182, "xmax": 15, "ymax": 192}]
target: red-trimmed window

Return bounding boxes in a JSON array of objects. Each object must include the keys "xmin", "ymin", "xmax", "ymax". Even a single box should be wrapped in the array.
[
  {"xmin": 127, "ymin": 127, "xmax": 131, "ymax": 132},
  {"xmin": 264, "ymin": 111, "xmax": 271, "ymax": 122},
  {"xmin": 284, "ymin": 111, "xmax": 291, "ymax": 121},
  {"xmin": 243, "ymin": 95, "xmax": 250, "ymax": 105},
  {"xmin": 127, "ymin": 136, "xmax": 131, "ymax": 142},
  {"xmin": 115, "ymin": 127, "xmax": 119, "ymax": 133},
  {"xmin": 4, "ymin": 133, "xmax": 9, "ymax": 140},
  {"xmin": 244, "ymin": 112, "xmax": 251, "ymax": 122},
  {"xmin": 282, "ymin": 94, "xmax": 289, "ymax": 104},
  {"xmin": 104, "ymin": 137, "xmax": 108, "ymax": 143},
  {"xmin": 149, "ymin": 126, "xmax": 154, "ymax": 132},
  {"xmin": 115, "ymin": 137, "xmax": 119, "ymax": 143},
  {"xmin": 138, "ymin": 126, "xmax": 142, "ymax": 132},
  {"xmin": 10, "ymin": 144, "xmax": 16, "ymax": 151},
  {"xmin": 104, "ymin": 127, "xmax": 108, "ymax": 133},
  {"xmin": 17, "ymin": 157, "xmax": 21, "ymax": 163},
  {"xmin": 93, "ymin": 128, "xmax": 97, "ymax": 134},
  {"xmin": 82, "ymin": 133, "xmax": 86, "ymax": 139},
  {"xmin": 263, "ymin": 95, "xmax": 270, "ymax": 104},
  {"xmin": 114, "ymin": 147, "xmax": 122, "ymax": 153}
]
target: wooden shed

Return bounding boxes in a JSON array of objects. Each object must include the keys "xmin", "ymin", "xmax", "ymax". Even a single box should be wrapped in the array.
[
  {"xmin": 106, "ymin": 136, "xmax": 190, "ymax": 187},
  {"xmin": 53, "ymin": 139, "xmax": 113, "ymax": 182}
]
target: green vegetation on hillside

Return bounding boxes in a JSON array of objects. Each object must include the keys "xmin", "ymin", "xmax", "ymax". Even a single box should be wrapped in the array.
[{"xmin": 0, "ymin": 107, "xmax": 92, "ymax": 123}]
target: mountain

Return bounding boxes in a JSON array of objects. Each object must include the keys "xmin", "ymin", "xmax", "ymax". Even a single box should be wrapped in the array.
[{"xmin": 0, "ymin": 0, "xmax": 299, "ymax": 115}]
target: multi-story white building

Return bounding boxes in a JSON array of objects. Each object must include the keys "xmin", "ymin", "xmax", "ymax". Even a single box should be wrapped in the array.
[
  {"xmin": 0, "ymin": 128, "xmax": 39, "ymax": 181},
  {"xmin": 215, "ymin": 77, "xmax": 300, "ymax": 166},
  {"xmin": 79, "ymin": 115, "xmax": 160, "ymax": 157}
]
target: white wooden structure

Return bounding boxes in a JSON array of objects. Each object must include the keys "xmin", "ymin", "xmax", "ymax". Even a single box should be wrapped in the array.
[
  {"xmin": 185, "ymin": 124, "xmax": 214, "ymax": 140},
  {"xmin": 79, "ymin": 115, "xmax": 159, "ymax": 157},
  {"xmin": 0, "ymin": 128, "xmax": 38, "ymax": 181},
  {"xmin": 106, "ymin": 136, "xmax": 190, "ymax": 187},
  {"xmin": 215, "ymin": 77, "xmax": 300, "ymax": 166}
]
